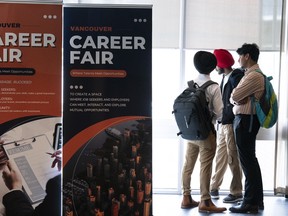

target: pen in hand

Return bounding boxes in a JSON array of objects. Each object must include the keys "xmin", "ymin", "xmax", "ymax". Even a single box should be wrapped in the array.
[{"xmin": 46, "ymin": 150, "xmax": 62, "ymax": 171}]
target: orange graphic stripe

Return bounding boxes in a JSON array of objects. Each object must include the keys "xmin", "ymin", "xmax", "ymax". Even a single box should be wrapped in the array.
[{"xmin": 63, "ymin": 116, "xmax": 148, "ymax": 167}]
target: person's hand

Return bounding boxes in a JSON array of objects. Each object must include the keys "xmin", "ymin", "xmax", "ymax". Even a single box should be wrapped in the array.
[
  {"xmin": 2, "ymin": 160, "xmax": 22, "ymax": 191},
  {"xmin": 50, "ymin": 149, "xmax": 62, "ymax": 171}
]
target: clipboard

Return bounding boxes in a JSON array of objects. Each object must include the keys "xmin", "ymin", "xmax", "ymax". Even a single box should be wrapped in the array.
[
  {"xmin": 53, "ymin": 123, "xmax": 62, "ymax": 150},
  {"xmin": 1, "ymin": 135, "xmax": 59, "ymax": 204}
]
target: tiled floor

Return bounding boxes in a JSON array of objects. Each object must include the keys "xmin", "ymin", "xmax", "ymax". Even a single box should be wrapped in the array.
[{"xmin": 153, "ymin": 194, "xmax": 288, "ymax": 215}]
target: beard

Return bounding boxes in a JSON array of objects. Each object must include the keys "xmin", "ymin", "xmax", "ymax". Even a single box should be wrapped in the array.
[{"xmin": 217, "ymin": 68, "xmax": 225, "ymax": 75}]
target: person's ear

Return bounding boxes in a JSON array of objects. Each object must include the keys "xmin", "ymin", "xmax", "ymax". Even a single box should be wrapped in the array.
[{"xmin": 244, "ymin": 53, "xmax": 250, "ymax": 60}]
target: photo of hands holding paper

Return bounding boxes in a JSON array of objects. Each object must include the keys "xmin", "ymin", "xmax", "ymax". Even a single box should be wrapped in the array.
[{"xmin": 0, "ymin": 118, "xmax": 62, "ymax": 216}]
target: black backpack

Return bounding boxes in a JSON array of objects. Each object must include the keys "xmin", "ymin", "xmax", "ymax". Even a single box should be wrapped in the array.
[{"xmin": 172, "ymin": 80, "xmax": 217, "ymax": 140}]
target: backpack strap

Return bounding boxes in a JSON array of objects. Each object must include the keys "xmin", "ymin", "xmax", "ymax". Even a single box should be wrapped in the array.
[
  {"xmin": 249, "ymin": 69, "xmax": 265, "ymax": 132},
  {"xmin": 200, "ymin": 80, "xmax": 218, "ymax": 90},
  {"xmin": 249, "ymin": 96, "xmax": 255, "ymax": 132},
  {"xmin": 187, "ymin": 80, "xmax": 217, "ymax": 89},
  {"xmin": 187, "ymin": 80, "xmax": 195, "ymax": 88}
]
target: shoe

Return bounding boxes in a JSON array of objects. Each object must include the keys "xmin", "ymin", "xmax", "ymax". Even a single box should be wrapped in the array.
[
  {"xmin": 181, "ymin": 195, "xmax": 199, "ymax": 209},
  {"xmin": 223, "ymin": 194, "xmax": 243, "ymax": 203},
  {"xmin": 198, "ymin": 199, "xmax": 227, "ymax": 213},
  {"xmin": 237, "ymin": 200, "xmax": 264, "ymax": 210},
  {"xmin": 229, "ymin": 202, "xmax": 258, "ymax": 213},
  {"xmin": 210, "ymin": 189, "xmax": 219, "ymax": 199}
]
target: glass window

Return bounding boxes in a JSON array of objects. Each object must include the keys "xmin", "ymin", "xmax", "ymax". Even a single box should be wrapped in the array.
[
  {"xmin": 152, "ymin": 49, "xmax": 181, "ymax": 191},
  {"xmin": 184, "ymin": 0, "xmax": 282, "ymax": 51}
]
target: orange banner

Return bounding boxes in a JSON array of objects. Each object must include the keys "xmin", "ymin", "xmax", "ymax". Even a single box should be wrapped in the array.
[{"xmin": 0, "ymin": 3, "xmax": 62, "ymax": 123}]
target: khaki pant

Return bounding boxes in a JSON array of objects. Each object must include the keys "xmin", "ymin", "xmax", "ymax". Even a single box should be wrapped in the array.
[
  {"xmin": 210, "ymin": 124, "xmax": 243, "ymax": 195},
  {"xmin": 182, "ymin": 132, "xmax": 216, "ymax": 200}
]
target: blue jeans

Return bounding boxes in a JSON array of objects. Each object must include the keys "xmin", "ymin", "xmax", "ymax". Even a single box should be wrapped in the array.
[{"xmin": 233, "ymin": 114, "xmax": 263, "ymax": 205}]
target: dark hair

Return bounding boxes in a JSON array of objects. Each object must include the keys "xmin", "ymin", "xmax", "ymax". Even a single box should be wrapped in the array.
[{"xmin": 236, "ymin": 43, "xmax": 260, "ymax": 62}]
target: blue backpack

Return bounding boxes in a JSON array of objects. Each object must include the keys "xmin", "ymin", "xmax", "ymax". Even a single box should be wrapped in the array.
[{"xmin": 251, "ymin": 70, "xmax": 278, "ymax": 130}]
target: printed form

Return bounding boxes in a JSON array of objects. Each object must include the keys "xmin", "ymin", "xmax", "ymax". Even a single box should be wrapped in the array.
[{"xmin": 2, "ymin": 135, "xmax": 59, "ymax": 204}]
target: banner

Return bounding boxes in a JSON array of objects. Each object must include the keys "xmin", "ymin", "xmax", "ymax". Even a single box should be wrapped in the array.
[
  {"xmin": 63, "ymin": 5, "xmax": 152, "ymax": 216},
  {"xmin": 0, "ymin": 2, "xmax": 62, "ymax": 134},
  {"xmin": 0, "ymin": 2, "xmax": 62, "ymax": 215}
]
